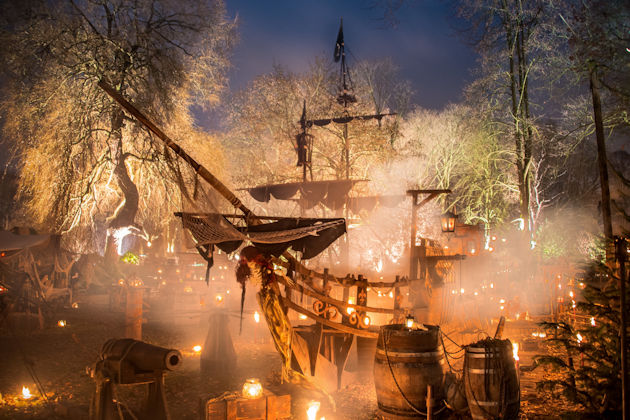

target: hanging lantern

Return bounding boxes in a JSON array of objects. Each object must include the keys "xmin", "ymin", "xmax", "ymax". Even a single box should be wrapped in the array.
[
  {"xmin": 242, "ymin": 378, "xmax": 263, "ymax": 399},
  {"xmin": 440, "ymin": 211, "xmax": 458, "ymax": 233}
]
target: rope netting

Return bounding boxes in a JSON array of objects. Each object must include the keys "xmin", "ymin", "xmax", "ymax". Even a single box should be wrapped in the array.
[{"xmin": 180, "ymin": 212, "xmax": 346, "ymax": 246}]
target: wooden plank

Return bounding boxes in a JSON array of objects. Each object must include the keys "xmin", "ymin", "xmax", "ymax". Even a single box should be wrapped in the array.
[
  {"xmin": 279, "ymin": 296, "xmax": 378, "ymax": 338},
  {"xmin": 314, "ymin": 352, "xmax": 341, "ymax": 391},
  {"xmin": 291, "ymin": 329, "xmax": 312, "ymax": 376},
  {"xmin": 335, "ymin": 333, "xmax": 355, "ymax": 389},
  {"xmin": 266, "ymin": 394, "xmax": 291, "ymax": 420},
  {"xmin": 310, "ymin": 322, "xmax": 323, "ymax": 376},
  {"xmin": 235, "ymin": 398, "xmax": 266, "ymax": 419},
  {"xmin": 275, "ymin": 274, "xmax": 394, "ymax": 314}
]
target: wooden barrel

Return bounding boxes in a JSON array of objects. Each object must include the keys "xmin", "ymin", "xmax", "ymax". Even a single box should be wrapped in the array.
[
  {"xmin": 374, "ymin": 324, "xmax": 446, "ymax": 419},
  {"xmin": 464, "ymin": 339, "xmax": 520, "ymax": 420}
]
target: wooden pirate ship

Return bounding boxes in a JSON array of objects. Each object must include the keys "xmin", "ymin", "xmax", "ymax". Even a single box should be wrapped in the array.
[{"xmin": 96, "ymin": 20, "xmax": 465, "ymax": 394}]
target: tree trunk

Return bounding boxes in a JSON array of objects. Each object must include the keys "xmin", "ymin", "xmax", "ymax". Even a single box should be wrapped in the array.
[
  {"xmin": 589, "ymin": 69, "xmax": 613, "ymax": 244},
  {"xmin": 104, "ymin": 106, "xmax": 139, "ymax": 264}
]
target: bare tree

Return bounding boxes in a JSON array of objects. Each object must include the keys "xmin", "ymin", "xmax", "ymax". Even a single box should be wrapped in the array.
[{"xmin": 0, "ymin": 0, "xmax": 234, "ymax": 255}]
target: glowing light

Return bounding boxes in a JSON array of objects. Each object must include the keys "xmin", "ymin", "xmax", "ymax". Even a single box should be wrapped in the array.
[
  {"xmin": 569, "ymin": 291, "xmax": 574, "ymax": 298},
  {"xmin": 558, "ymin": 284, "xmax": 562, "ymax": 289},
  {"xmin": 577, "ymin": 333, "xmax": 583, "ymax": 344},
  {"xmin": 72, "ymin": 302, "xmax": 79, "ymax": 309},
  {"xmin": 254, "ymin": 311, "xmax": 260, "ymax": 323},
  {"xmin": 460, "ymin": 288, "xmax": 465, "ymax": 294},
  {"xmin": 591, "ymin": 317, "xmax": 596, "ymax": 327},
  {"xmin": 307, "ymin": 401, "xmax": 321, "ymax": 420},
  {"xmin": 376, "ymin": 260, "xmax": 383, "ymax": 273},
  {"xmin": 57, "ymin": 320, "xmax": 66, "ymax": 327},
  {"xmin": 21, "ymin": 386, "xmax": 32, "ymax": 399},
  {"xmin": 215, "ymin": 294, "xmax": 224, "ymax": 303},
  {"xmin": 451, "ymin": 289, "xmax": 456, "ymax": 295},
  {"xmin": 299, "ymin": 314, "xmax": 308, "ymax": 320},
  {"xmin": 184, "ymin": 286, "xmax": 193, "ymax": 293},
  {"xmin": 346, "ymin": 307, "xmax": 355, "ymax": 315},
  {"xmin": 242, "ymin": 378, "xmax": 263, "ymax": 399},
  {"xmin": 112, "ymin": 226, "xmax": 134, "ymax": 255},
  {"xmin": 146, "ymin": 241, "xmax": 152, "ymax": 248},
  {"xmin": 406, "ymin": 315, "xmax": 414, "ymax": 329},
  {"xmin": 193, "ymin": 345, "xmax": 202, "ymax": 353},
  {"xmin": 512, "ymin": 343, "xmax": 519, "ymax": 362},
  {"xmin": 502, "ymin": 238, "xmax": 506, "ymax": 242},
  {"xmin": 474, "ymin": 291, "xmax": 479, "ymax": 296},
  {"xmin": 499, "ymin": 298, "xmax": 506, "ymax": 304},
  {"xmin": 530, "ymin": 241, "xmax": 536, "ymax": 249},
  {"xmin": 488, "ymin": 247, "xmax": 494, "ymax": 252},
  {"xmin": 500, "ymin": 305, "xmax": 505, "ymax": 310},
  {"xmin": 362, "ymin": 315, "xmax": 371, "ymax": 326},
  {"xmin": 490, "ymin": 283, "xmax": 494, "ymax": 289},
  {"xmin": 491, "ymin": 236, "xmax": 497, "ymax": 241},
  {"xmin": 388, "ymin": 291, "xmax": 394, "ymax": 298},
  {"xmin": 515, "ymin": 313, "xmax": 520, "ymax": 320}
]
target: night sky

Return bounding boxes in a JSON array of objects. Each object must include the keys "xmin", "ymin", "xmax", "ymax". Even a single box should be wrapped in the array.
[{"xmin": 224, "ymin": 0, "xmax": 477, "ymax": 110}]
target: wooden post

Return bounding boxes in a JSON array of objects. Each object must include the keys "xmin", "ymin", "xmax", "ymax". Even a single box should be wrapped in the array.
[
  {"xmin": 426, "ymin": 384, "xmax": 432, "ymax": 420},
  {"xmin": 356, "ymin": 275, "xmax": 368, "ymax": 328},
  {"xmin": 125, "ymin": 286, "xmax": 143, "ymax": 340},
  {"xmin": 393, "ymin": 276, "xmax": 402, "ymax": 323},
  {"xmin": 406, "ymin": 190, "xmax": 450, "ymax": 323},
  {"xmin": 617, "ymin": 237, "xmax": 629, "ymax": 420}
]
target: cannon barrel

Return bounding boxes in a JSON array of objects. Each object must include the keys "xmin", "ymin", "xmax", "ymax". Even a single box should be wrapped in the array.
[{"xmin": 101, "ymin": 338, "xmax": 182, "ymax": 372}]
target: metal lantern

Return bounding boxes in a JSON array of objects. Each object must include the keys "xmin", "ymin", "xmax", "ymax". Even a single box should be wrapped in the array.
[
  {"xmin": 242, "ymin": 378, "xmax": 263, "ymax": 399},
  {"xmin": 440, "ymin": 211, "xmax": 458, "ymax": 233}
]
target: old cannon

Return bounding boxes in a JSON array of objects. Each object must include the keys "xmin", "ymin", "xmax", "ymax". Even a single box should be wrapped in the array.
[{"xmin": 89, "ymin": 338, "xmax": 182, "ymax": 420}]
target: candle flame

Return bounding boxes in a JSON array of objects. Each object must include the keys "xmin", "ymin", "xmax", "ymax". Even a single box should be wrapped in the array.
[
  {"xmin": 307, "ymin": 401, "xmax": 321, "ymax": 420},
  {"xmin": 22, "ymin": 386, "xmax": 32, "ymax": 399}
]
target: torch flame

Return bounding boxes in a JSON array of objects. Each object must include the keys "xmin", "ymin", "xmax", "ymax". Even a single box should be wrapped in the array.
[
  {"xmin": 307, "ymin": 401, "xmax": 321, "ymax": 420},
  {"xmin": 22, "ymin": 386, "xmax": 32, "ymax": 399}
]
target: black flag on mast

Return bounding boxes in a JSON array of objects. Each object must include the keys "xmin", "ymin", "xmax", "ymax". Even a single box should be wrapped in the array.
[{"xmin": 334, "ymin": 19, "xmax": 343, "ymax": 62}]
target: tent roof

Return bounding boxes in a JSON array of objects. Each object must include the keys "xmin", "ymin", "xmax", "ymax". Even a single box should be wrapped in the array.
[{"xmin": 0, "ymin": 231, "xmax": 50, "ymax": 252}]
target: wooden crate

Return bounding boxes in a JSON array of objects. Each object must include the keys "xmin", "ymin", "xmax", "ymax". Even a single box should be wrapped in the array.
[{"xmin": 204, "ymin": 391, "xmax": 291, "ymax": 420}]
